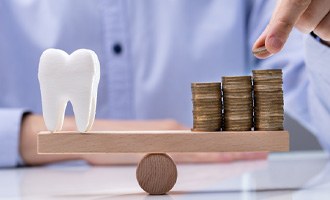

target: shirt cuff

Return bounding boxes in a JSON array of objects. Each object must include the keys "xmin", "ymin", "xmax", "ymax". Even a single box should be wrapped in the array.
[{"xmin": 0, "ymin": 108, "xmax": 30, "ymax": 168}]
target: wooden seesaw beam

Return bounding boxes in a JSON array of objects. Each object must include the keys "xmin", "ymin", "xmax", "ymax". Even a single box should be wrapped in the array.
[
  {"xmin": 38, "ymin": 130, "xmax": 289, "ymax": 195},
  {"xmin": 37, "ymin": 130, "xmax": 289, "ymax": 154}
]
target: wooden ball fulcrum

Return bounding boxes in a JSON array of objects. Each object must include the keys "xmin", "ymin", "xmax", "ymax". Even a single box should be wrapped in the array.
[{"xmin": 136, "ymin": 153, "xmax": 177, "ymax": 195}]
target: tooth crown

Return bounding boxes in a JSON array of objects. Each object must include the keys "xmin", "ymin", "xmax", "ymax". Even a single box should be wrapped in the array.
[{"xmin": 38, "ymin": 48, "xmax": 100, "ymax": 132}]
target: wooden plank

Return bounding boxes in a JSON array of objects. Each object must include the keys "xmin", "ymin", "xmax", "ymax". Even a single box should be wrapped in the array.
[{"xmin": 37, "ymin": 130, "xmax": 289, "ymax": 154}]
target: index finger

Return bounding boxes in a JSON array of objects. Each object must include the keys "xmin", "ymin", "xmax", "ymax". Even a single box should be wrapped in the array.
[
  {"xmin": 253, "ymin": 0, "xmax": 311, "ymax": 57},
  {"xmin": 267, "ymin": 0, "xmax": 311, "ymax": 52}
]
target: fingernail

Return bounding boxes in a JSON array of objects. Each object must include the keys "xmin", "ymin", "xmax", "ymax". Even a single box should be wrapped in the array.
[{"xmin": 268, "ymin": 36, "xmax": 283, "ymax": 51}]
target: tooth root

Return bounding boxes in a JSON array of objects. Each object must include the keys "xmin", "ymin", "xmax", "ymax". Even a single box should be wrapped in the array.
[
  {"xmin": 86, "ymin": 96, "xmax": 97, "ymax": 131},
  {"xmin": 41, "ymin": 91, "xmax": 67, "ymax": 132},
  {"xmin": 70, "ymin": 94, "xmax": 94, "ymax": 132}
]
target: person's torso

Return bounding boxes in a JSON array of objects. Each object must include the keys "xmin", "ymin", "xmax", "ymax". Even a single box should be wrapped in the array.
[{"xmin": 0, "ymin": 0, "xmax": 259, "ymax": 126}]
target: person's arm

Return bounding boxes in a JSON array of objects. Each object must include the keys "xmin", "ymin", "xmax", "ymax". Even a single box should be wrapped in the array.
[
  {"xmin": 19, "ymin": 114, "xmax": 187, "ymax": 165},
  {"xmin": 20, "ymin": 114, "xmax": 267, "ymax": 166},
  {"xmin": 303, "ymin": 34, "xmax": 330, "ymax": 150},
  {"xmin": 248, "ymin": 1, "xmax": 330, "ymax": 150},
  {"xmin": 19, "ymin": 114, "xmax": 82, "ymax": 166}
]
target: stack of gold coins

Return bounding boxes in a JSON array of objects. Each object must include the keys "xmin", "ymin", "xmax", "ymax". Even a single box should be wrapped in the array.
[
  {"xmin": 253, "ymin": 69, "xmax": 284, "ymax": 130},
  {"xmin": 191, "ymin": 82, "xmax": 222, "ymax": 131},
  {"xmin": 222, "ymin": 76, "xmax": 253, "ymax": 131}
]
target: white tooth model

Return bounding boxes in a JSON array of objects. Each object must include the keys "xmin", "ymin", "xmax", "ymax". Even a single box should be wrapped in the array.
[{"xmin": 38, "ymin": 49, "xmax": 100, "ymax": 132}]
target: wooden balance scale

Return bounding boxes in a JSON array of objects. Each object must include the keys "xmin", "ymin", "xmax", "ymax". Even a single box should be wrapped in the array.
[{"xmin": 38, "ymin": 130, "xmax": 289, "ymax": 195}]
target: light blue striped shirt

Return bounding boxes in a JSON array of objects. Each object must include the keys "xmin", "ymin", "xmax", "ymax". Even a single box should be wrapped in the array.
[{"xmin": 1, "ymin": 0, "xmax": 330, "ymax": 167}]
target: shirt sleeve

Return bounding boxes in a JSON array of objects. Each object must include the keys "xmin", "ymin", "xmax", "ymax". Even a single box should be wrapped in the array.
[
  {"xmin": 247, "ymin": 1, "xmax": 329, "ymax": 148},
  {"xmin": 303, "ymin": 35, "xmax": 330, "ymax": 151},
  {"xmin": 0, "ymin": 108, "xmax": 29, "ymax": 168}
]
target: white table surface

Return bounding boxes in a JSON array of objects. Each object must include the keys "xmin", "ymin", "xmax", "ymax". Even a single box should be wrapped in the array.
[{"xmin": 1, "ymin": 151, "xmax": 330, "ymax": 200}]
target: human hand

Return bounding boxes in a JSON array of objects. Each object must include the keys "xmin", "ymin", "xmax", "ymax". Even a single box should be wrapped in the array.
[{"xmin": 253, "ymin": 0, "xmax": 330, "ymax": 58}]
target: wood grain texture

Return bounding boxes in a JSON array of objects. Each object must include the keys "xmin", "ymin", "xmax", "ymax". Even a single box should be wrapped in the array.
[
  {"xmin": 136, "ymin": 153, "xmax": 177, "ymax": 195},
  {"xmin": 38, "ymin": 130, "xmax": 289, "ymax": 153}
]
